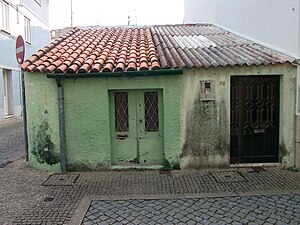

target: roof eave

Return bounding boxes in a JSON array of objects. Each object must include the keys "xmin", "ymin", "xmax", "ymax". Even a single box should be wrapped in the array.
[{"xmin": 46, "ymin": 68, "xmax": 183, "ymax": 78}]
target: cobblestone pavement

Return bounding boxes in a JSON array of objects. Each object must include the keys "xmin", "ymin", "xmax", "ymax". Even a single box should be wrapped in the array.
[
  {"xmin": 0, "ymin": 118, "xmax": 24, "ymax": 167},
  {"xmin": 82, "ymin": 195, "xmax": 300, "ymax": 225},
  {"xmin": 1, "ymin": 159, "xmax": 300, "ymax": 224}
]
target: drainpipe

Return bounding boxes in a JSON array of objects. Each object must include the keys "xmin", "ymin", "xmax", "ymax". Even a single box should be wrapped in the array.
[
  {"xmin": 56, "ymin": 78, "xmax": 67, "ymax": 174},
  {"xmin": 21, "ymin": 70, "xmax": 28, "ymax": 161}
]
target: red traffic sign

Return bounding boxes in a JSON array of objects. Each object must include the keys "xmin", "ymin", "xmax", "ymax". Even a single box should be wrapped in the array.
[{"xmin": 16, "ymin": 35, "xmax": 25, "ymax": 64}]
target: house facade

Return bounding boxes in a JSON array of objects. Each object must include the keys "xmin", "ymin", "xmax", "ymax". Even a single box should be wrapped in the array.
[
  {"xmin": 0, "ymin": 0, "xmax": 50, "ymax": 121},
  {"xmin": 21, "ymin": 25, "xmax": 297, "ymax": 172},
  {"xmin": 184, "ymin": 0, "xmax": 300, "ymax": 167}
]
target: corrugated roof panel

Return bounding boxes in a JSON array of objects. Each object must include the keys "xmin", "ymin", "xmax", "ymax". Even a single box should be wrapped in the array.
[
  {"xmin": 193, "ymin": 35, "xmax": 217, "ymax": 48},
  {"xmin": 183, "ymin": 48, "xmax": 203, "ymax": 68},
  {"xmin": 184, "ymin": 36, "xmax": 200, "ymax": 49},
  {"xmin": 152, "ymin": 24, "xmax": 295, "ymax": 68},
  {"xmin": 174, "ymin": 36, "xmax": 191, "ymax": 48},
  {"xmin": 173, "ymin": 35, "xmax": 217, "ymax": 49}
]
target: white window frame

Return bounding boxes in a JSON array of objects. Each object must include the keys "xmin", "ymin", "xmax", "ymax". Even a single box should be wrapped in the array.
[
  {"xmin": 24, "ymin": 16, "xmax": 30, "ymax": 42},
  {"xmin": 0, "ymin": 0, "xmax": 9, "ymax": 32}
]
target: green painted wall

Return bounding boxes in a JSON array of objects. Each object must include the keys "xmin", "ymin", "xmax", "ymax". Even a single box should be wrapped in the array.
[
  {"xmin": 26, "ymin": 74, "xmax": 181, "ymax": 171},
  {"xmin": 25, "ymin": 72, "xmax": 60, "ymax": 172},
  {"xmin": 25, "ymin": 63, "xmax": 297, "ymax": 171},
  {"xmin": 64, "ymin": 76, "xmax": 181, "ymax": 170},
  {"xmin": 180, "ymin": 64, "xmax": 297, "ymax": 168}
]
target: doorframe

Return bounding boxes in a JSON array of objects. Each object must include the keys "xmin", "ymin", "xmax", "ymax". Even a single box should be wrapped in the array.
[
  {"xmin": 229, "ymin": 75, "xmax": 281, "ymax": 164},
  {"xmin": 3, "ymin": 69, "xmax": 14, "ymax": 117}
]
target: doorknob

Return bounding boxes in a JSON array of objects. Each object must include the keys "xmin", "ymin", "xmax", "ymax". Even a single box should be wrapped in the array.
[{"xmin": 139, "ymin": 119, "xmax": 143, "ymax": 123}]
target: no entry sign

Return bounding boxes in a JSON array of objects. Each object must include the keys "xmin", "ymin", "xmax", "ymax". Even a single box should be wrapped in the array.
[{"xmin": 16, "ymin": 35, "xmax": 25, "ymax": 64}]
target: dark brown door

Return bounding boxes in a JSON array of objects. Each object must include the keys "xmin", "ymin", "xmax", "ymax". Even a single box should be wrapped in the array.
[{"xmin": 230, "ymin": 76, "xmax": 279, "ymax": 163}]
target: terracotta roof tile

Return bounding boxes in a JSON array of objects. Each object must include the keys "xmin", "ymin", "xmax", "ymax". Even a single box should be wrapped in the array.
[{"xmin": 22, "ymin": 24, "xmax": 295, "ymax": 74}]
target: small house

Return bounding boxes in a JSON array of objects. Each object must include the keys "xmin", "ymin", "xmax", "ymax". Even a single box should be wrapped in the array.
[{"xmin": 21, "ymin": 24, "xmax": 297, "ymax": 172}]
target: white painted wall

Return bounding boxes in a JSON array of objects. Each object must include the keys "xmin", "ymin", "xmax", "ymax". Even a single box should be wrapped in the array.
[
  {"xmin": 0, "ymin": 69, "xmax": 4, "ymax": 121},
  {"xmin": 0, "ymin": 0, "xmax": 49, "ymax": 121},
  {"xmin": 184, "ymin": 0, "xmax": 300, "ymax": 58}
]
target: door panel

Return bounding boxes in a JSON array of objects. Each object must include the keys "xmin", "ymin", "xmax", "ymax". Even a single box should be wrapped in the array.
[
  {"xmin": 230, "ymin": 76, "xmax": 279, "ymax": 163},
  {"xmin": 138, "ymin": 91, "xmax": 163, "ymax": 164},
  {"xmin": 111, "ymin": 92, "xmax": 138, "ymax": 164},
  {"xmin": 3, "ymin": 71, "xmax": 9, "ymax": 116},
  {"xmin": 110, "ymin": 90, "xmax": 163, "ymax": 165}
]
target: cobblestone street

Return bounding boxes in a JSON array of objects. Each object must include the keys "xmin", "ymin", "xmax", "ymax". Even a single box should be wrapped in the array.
[
  {"xmin": 82, "ymin": 195, "xmax": 300, "ymax": 225},
  {"xmin": 1, "ymin": 119, "xmax": 300, "ymax": 224},
  {"xmin": 0, "ymin": 118, "xmax": 24, "ymax": 167},
  {"xmin": 0, "ymin": 159, "xmax": 299, "ymax": 224}
]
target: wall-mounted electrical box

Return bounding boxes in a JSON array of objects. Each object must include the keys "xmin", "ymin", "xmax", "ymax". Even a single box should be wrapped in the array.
[{"xmin": 200, "ymin": 80, "xmax": 215, "ymax": 101}]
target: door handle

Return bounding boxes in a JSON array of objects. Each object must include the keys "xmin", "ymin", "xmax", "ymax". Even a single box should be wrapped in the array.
[
  {"xmin": 139, "ymin": 119, "xmax": 143, "ymax": 123},
  {"xmin": 254, "ymin": 128, "xmax": 266, "ymax": 134},
  {"xmin": 116, "ymin": 134, "xmax": 128, "ymax": 140}
]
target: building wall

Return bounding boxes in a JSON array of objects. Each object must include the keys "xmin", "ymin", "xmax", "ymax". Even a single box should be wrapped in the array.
[
  {"xmin": 21, "ymin": 0, "xmax": 49, "ymax": 25},
  {"xmin": 25, "ymin": 73, "xmax": 60, "ymax": 171},
  {"xmin": 24, "ymin": 64, "xmax": 296, "ymax": 172},
  {"xmin": 0, "ymin": 69, "xmax": 4, "ymax": 119},
  {"xmin": 0, "ymin": 0, "xmax": 49, "ymax": 121},
  {"xmin": 180, "ymin": 65, "xmax": 296, "ymax": 168},
  {"xmin": 25, "ymin": 73, "xmax": 181, "ymax": 172},
  {"xmin": 184, "ymin": 0, "xmax": 300, "ymax": 58}
]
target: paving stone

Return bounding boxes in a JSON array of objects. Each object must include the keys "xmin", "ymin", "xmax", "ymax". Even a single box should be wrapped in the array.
[
  {"xmin": 78, "ymin": 194, "xmax": 297, "ymax": 224},
  {"xmin": 1, "ymin": 119, "xmax": 300, "ymax": 224},
  {"xmin": 0, "ymin": 119, "xmax": 24, "ymax": 167}
]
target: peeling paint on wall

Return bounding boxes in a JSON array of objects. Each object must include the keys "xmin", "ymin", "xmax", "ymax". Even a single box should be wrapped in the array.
[
  {"xmin": 181, "ymin": 92, "xmax": 229, "ymax": 168},
  {"xmin": 32, "ymin": 119, "xmax": 59, "ymax": 166}
]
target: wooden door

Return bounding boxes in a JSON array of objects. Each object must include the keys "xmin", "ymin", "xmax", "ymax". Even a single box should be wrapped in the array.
[{"xmin": 110, "ymin": 90, "xmax": 163, "ymax": 165}]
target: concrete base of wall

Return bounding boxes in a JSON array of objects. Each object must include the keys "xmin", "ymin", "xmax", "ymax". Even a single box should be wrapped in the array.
[
  {"xmin": 0, "ymin": 109, "xmax": 4, "ymax": 122},
  {"xmin": 296, "ymin": 116, "xmax": 300, "ymax": 167},
  {"xmin": 296, "ymin": 115, "xmax": 300, "ymax": 167},
  {"xmin": 180, "ymin": 154, "xmax": 230, "ymax": 169}
]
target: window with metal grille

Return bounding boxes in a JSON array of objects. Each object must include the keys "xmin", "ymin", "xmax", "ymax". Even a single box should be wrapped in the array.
[
  {"xmin": 144, "ymin": 92, "xmax": 159, "ymax": 132},
  {"xmin": 114, "ymin": 92, "xmax": 129, "ymax": 132}
]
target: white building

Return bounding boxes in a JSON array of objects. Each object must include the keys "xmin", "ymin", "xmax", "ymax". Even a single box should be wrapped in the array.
[
  {"xmin": 184, "ymin": 0, "xmax": 300, "ymax": 58},
  {"xmin": 0, "ymin": 0, "xmax": 50, "ymax": 121}
]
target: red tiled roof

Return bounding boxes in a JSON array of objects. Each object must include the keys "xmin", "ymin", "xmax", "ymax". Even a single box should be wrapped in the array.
[
  {"xmin": 151, "ymin": 24, "xmax": 295, "ymax": 68},
  {"xmin": 21, "ymin": 27, "xmax": 161, "ymax": 73},
  {"xmin": 21, "ymin": 24, "xmax": 295, "ymax": 74}
]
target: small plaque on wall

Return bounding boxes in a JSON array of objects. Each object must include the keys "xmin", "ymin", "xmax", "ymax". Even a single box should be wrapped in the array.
[{"xmin": 200, "ymin": 80, "xmax": 215, "ymax": 101}]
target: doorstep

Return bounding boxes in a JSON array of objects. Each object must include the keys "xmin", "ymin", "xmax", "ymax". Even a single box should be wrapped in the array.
[
  {"xmin": 230, "ymin": 163, "xmax": 281, "ymax": 168},
  {"xmin": 111, "ymin": 164, "xmax": 162, "ymax": 170}
]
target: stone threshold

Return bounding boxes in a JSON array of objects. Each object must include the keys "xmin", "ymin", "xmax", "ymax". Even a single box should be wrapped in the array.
[
  {"xmin": 68, "ymin": 189, "xmax": 299, "ymax": 225},
  {"xmin": 110, "ymin": 164, "xmax": 162, "ymax": 170},
  {"xmin": 230, "ymin": 163, "xmax": 281, "ymax": 168}
]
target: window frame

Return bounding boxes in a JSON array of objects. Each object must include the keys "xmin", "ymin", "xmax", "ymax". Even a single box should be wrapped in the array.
[
  {"xmin": 24, "ymin": 16, "xmax": 31, "ymax": 42},
  {"xmin": 0, "ymin": 0, "xmax": 9, "ymax": 32}
]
